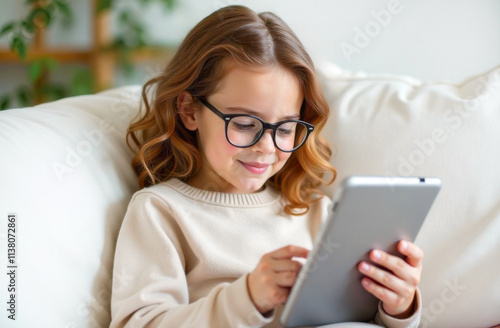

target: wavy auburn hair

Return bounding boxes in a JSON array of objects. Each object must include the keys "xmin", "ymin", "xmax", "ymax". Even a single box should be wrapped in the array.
[{"xmin": 127, "ymin": 5, "xmax": 336, "ymax": 215}]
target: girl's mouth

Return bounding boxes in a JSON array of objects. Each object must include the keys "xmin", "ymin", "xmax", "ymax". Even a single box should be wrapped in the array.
[{"xmin": 238, "ymin": 161, "xmax": 270, "ymax": 174}]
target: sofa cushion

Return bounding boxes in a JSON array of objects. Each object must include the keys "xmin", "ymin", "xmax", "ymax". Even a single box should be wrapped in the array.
[
  {"xmin": 0, "ymin": 86, "xmax": 141, "ymax": 327},
  {"xmin": 318, "ymin": 63, "xmax": 500, "ymax": 328},
  {"xmin": 1, "ymin": 65, "xmax": 499, "ymax": 327}
]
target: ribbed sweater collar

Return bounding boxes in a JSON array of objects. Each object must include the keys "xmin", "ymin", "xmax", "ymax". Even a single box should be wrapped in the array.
[{"xmin": 165, "ymin": 178, "xmax": 281, "ymax": 207}]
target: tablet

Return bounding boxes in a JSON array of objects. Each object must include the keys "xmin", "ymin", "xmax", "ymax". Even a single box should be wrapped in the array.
[{"xmin": 280, "ymin": 176, "xmax": 441, "ymax": 327}]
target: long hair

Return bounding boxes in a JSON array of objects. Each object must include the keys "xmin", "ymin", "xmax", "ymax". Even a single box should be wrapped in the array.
[{"xmin": 127, "ymin": 5, "xmax": 336, "ymax": 215}]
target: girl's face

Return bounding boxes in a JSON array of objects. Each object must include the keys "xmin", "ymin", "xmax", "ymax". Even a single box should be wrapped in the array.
[{"xmin": 181, "ymin": 64, "xmax": 303, "ymax": 193}]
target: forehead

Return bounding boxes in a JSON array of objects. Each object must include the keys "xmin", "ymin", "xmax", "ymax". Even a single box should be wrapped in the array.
[{"xmin": 209, "ymin": 63, "xmax": 304, "ymax": 119}]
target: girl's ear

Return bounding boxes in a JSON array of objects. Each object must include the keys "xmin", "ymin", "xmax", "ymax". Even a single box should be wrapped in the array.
[{"xmin": 177, "ymin": 91, "xmax": 199, "ymax": 131}]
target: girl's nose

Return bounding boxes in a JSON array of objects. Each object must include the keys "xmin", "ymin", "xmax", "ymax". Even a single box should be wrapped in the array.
[{"xmin": 253, "ymin": 130, "xmax": 275, "ymax": 153}]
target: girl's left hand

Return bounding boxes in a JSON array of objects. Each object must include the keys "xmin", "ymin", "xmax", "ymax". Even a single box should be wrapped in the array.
[{"xmin": 357, "ymin": 240, "xmax": 423, "ymax": 318}]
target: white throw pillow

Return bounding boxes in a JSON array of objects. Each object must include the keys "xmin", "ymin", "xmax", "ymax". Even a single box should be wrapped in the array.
[
  {"xmin": 318, "ymin": 63, "xmax": 500, "ymax": 328},
  {"xmin": 0, "ymin": 86, "xmax": 141, "ymax": 327},
  {"xmin": 2, "ymin": 66, "xmax": 499, "ymax": 327}
]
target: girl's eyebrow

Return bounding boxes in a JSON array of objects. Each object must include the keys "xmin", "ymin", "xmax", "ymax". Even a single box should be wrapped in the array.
[{"xmin": 225, "ymin": 106, "xmax": 301, "ymax": 120}]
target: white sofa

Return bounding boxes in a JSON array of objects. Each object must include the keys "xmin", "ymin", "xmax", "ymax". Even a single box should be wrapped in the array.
[{"xmin": 1, "ymin": 64, "xmax": 499, "ymax": 328}]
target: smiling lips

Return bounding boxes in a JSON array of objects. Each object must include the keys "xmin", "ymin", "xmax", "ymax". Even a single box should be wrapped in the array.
[{"xmin": 239, "ymin": 161, "xmax": 271, "ymax": 174}]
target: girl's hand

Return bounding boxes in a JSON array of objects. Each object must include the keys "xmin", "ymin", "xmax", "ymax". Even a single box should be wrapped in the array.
[
  {"xmin": 357, "ymin": 240, "xmax": 423, "ymax": 318},
  {"xmin": 247, "ymin": 245, "xmax": 309, "ymax": 314}
]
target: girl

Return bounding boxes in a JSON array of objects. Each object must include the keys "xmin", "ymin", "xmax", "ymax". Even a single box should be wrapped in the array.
[{"xmin": 110, "ymin": 5, "xmax": 423, "ymax": 328}]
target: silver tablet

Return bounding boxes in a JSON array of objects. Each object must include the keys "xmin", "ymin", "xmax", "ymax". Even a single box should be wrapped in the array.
[{"xmin": 280, "ymin": 176, "xmax": 441, "ymax": 327}]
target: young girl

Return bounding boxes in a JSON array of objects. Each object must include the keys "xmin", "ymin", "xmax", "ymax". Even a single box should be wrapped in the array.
[{"xmin": 110, "ymin": 5, "xmax": 423, "ymax": 328}]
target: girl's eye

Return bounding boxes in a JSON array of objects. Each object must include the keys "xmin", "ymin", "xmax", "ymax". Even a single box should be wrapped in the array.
[
  {"xmin": 277, "ymin": 127, "xmax": 293, "ymax": 135},
  {"xmin": 232, "ymin": 122, "xmax": 255, "ymax": 130},
  {"xmin": 277, "ymin": 123, "xmax": 296, "ymax": 136},
  {"xmin": 229, "ymin": 117, "xmax": 261, "ymax": 131}
]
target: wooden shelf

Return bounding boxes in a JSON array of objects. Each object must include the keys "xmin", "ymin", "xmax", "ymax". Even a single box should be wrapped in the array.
[
  {"xmin": 0, "ymin": 0, "xmax": 174, "ymax": 104},
  {"xmin": 0, "ymin": 50, "xmax": 93, "ymax": 62}
]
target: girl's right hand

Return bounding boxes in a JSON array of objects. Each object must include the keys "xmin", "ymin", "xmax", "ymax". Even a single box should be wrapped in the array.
[{"xmin": 247, "ymin": 245, "xmax": 309, "ymax": 314}]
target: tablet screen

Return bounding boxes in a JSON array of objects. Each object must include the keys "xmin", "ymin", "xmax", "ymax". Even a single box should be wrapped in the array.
[{"xmin": 280, "ymin": 176, "xmax": 441, "ymax": 327}]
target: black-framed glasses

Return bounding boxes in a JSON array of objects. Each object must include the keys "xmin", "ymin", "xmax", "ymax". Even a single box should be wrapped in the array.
[{"xmin": 198, "ymin": 97, "xmax": 314, "ymax": 152}]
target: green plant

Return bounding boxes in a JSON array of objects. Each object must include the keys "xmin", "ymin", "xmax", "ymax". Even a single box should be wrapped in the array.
[
  {"xmin": 0, "ymin": 0, "xmax": 176, "ymax": 110},
  {"xmin": 1, "ymin": 0, "xmax": 72, "ymax": 60}
]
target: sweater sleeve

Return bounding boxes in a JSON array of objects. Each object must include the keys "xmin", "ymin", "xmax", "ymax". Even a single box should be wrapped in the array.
[
  {"xmin": 373, "ymin": 288, "xmax": 422, "ymax": 328},
  {"xmin": 110, "ymin": 192, "xmax": 273, "ymax": 328}
]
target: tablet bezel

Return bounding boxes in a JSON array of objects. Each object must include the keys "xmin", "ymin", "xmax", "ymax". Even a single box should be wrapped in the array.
[{"xmin": 280, "ymin": 176, "xmax": 441, "ymax": 327}]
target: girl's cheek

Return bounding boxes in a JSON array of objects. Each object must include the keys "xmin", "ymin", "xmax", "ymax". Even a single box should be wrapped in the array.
[
  {"xmin": 278, "ymin": 152, "xmax": 292, "ymax": 164},
  {"xmin": 221, "ymin": 143, "xmax": 241, "ymax": 161},
  {"xmin": 271, "ymin": 153, "xmax": 291, "ymax": 174}
]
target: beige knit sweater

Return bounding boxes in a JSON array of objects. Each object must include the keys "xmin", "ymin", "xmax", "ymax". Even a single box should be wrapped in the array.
[{"xmin": 110, "ymin": 178, "xmax": 421, "ymax": 328}]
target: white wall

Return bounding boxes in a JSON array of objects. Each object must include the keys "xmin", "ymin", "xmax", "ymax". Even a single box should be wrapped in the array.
[
  {"xmin": 251, "ymin": 0, "xmax": 500, "ymax": 82},
  {"xmin": 137, "ymin": 0, "xmax": 500, "ymax": 82},
  {"xmin": 1, "ymin": 0, "xmax": 500, "ymax": 102}
]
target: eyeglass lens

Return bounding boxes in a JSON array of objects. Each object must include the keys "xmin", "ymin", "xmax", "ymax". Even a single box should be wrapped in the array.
[{"xmin": 227, "ymin": 116, "xmax": 308, "ymax": 151}]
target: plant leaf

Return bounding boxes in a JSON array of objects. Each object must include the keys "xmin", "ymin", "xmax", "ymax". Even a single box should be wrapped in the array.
[
  {"xmin": 54, "ymin": 0, "xmax": 72, "ymax": 20},
  {"xmin": 42, "ymin": 84, "xmax": 67, "ymax": 101},
  {"xmin": 28, "ymin": 60, "xmax": 43, "ymax": 82},
  {"xmin": 29, "ymin": 7, "xmax": 52, "ymax": 28},
  {"xmin": 43, "ymin": 57, "xmax": 58, "ymax": 71},
  {"xmin": 0, "ymin": 22, "xmax": 16, "ymax": 37},
  {"xmin": 0, "ymin": 95, "xmax": 11, "ymax": 111},
  {"xmin": 16, "ymin": 86, "xmax": 32, "ymax": 107},
  {"xmin": 21, "ymin": 19, "xmax": 37, "ymax": 35},
  {"xmin": 18, "ymin": 40, "xmax": 27, "ymax": 60},
  {"xmin": 71, "ymin": 69, "xmax": 93, "ymax": 96},
  {"xmin": 11, "ymin": 35, "xmax": 27, "ymax": 60},
  {"xmin": 119, "ymin": 10, "xmax": 131, "ymax": 23},
  {"xmin": 163, "ymin": 0, "xmax": 176, "ymax": 10},
  {"xmin": 96, "ymin": 0, "xmax": 113, "ymax": 14},
  {"xmin": 118, "ymin": 51, "xmax": 134, "ymax": 76}
]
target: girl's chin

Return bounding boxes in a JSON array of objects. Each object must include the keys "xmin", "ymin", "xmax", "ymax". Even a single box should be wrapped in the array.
[{"xmin": 229, "ymin": 178, "xmax": 267, "ymax": 193}]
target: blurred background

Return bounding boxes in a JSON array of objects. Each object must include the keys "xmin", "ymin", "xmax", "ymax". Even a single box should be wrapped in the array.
[{"xmin": 1, "ymin": 0, "xmax": 499, "ymax": 110}]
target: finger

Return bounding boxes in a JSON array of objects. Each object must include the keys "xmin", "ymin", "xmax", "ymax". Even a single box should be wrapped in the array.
[
  {"xmin": 267, "ymin": 285, "xmax": 292, "ymax": 306},
  {"xmin": 368, "ymin": 249, "xmax": 419, "ymax": 285},
  {"xmin": 360, "ymin": 276, "xmax": 400, "ymax": 305},
  {"xmin": 398, "ymin": 241, "xmax": 424, "ymax": 268},
  {"xmin": 269, "ymin": 245, "xmax": 309, "ymax": 260},
  {"xmin": 358, "ymin": 261, "xmax": 409, "ymax": 296},
  {"xmin": 271, "ymin": 259, "xmax": 303, "ymax": 273},
  {"xmin": 275, "ymin": 270, "xmax": 300, "ymax": 287},
  {"xmin": 361, "ymin": 277, "xmax": 416, "ymax": 317}
]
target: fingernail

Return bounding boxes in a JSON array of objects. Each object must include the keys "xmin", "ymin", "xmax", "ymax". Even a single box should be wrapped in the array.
[
  {"xmin": 401, "ymin": 241, "xmax": 408, "ymax": 250},
  {"xmin": 372, "ymin": 250, "xmax": 381, "ymax": 260},
  {"xmin": 360, "ymin": 262, "xmax": 370, "ymax": 272},
  {"xmin": 362, "ymin": 279, "xmax": 370, "ymax": 287}
]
